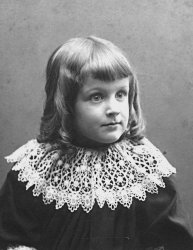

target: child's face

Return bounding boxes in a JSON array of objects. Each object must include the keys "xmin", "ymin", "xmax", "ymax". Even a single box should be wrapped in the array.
[{"xmin": 73, "ymin": 77, "xmax": 129, "ymax": 146}]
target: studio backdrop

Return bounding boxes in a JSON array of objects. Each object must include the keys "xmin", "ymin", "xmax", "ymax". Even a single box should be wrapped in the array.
[{"xmin": 0, "ymin": 0, "xmax": 193, "ymax": 225}]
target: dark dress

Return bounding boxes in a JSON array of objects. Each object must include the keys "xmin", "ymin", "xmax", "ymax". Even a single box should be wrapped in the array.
[{"xmin": 0, "ymin": 139, "xmax": 193, "ymax": 250}]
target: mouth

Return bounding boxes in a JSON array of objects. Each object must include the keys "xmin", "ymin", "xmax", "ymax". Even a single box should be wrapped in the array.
[{"xmin": 102, "ymin": 122, "xmax": 121, "ymax": 127}]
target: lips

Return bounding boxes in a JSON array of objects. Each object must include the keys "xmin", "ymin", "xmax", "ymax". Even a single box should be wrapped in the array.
[{"xmin": 102, "ymin": 122, "xmax": 121, "ymax": 126}]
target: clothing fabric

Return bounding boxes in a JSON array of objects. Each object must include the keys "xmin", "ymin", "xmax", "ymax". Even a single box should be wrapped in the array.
[{"xmin": 0, "ymin": 139, "xmax": 193, "ymax": 250}]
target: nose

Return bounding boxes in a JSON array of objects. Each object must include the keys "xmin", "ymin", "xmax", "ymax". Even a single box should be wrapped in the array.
[
  {"xmin": 105, "ymin": 98, "xmax": 120, "ymax": 117},
  {"xmin": 106, "ymin": 109, "xmax": 120, "ymax": 117}
]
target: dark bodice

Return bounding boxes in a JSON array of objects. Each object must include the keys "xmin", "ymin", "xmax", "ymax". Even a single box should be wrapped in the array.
[{"xmin": 0, "ymin": 170, "xmax": 193, "ymax": 250}]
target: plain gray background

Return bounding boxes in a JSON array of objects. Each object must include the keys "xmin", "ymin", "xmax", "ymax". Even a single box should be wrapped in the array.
[{"xmin": 0, "ymin": 0, "xmax": 193, "ymax": 225}]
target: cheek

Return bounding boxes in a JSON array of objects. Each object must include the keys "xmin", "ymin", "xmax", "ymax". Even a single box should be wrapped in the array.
[
  {"xmin": 122, "ymin": 102, "xmax": 129, "ymax": 115},
  {"xmin": 79, "ymin": 104, "xmax": 102, "ymax": 118},
  {"xmin": 122, "ymin": 103, "xmax": 130, "ymax": 126},
  {"xmin": 74, "ymin": 105, "xmax": 95, "ymax": 129}
]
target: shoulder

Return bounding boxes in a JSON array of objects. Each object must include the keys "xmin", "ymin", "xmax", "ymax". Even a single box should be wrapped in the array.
[
  {"xmin": 3, "ymin": 139, "xmax": 58, "ymax": 214},
  {"xmin": 4, "ymin": 139, "xmax": 71, "ymax": 210},
  {"xmin": 0, "ymin": 169, "xmax": 27, "ymax": 199},
  {"xmin": 5, "ymin": 139, "xmax": 59, "ymax": 190},
  {"xmin": 127, "ymin": 137, "xmax": 176, "ymax": 178},
  {"xmin": 132, "ymin": 138, "xmax": 178, "ymax": 217},
  {"xmin": 134, "ymin": 137, "xmax": 166, "ymax": 153},
  {"xmin": 1, "ymin": 169, "xmax": 55, "ymax": 219},
  {"xmin": 140, "ymin": 137, "xmax": 155, "ymax": 146}
]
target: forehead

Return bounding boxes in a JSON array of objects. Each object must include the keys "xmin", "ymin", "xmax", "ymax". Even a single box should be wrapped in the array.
[{"xmin": 80, "ymin": 77, "xmax": 130, "ymax": 93}]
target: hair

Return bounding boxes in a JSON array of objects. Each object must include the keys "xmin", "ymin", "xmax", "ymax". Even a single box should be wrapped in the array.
[{"xmin": 37, "ymin": 35, "xmax": 145, "ymax": 149}]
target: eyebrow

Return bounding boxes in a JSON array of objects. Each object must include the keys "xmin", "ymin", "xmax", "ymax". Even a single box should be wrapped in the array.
[
  {"xmin": 84, "ymin": 84, "xmax": 129, "ymax": 93},
  {"xmin": 84, "ymin": 87, "xmax": 104, "ymax": 93}
]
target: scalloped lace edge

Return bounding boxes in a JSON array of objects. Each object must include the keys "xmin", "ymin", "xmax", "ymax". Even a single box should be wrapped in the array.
[{"xmin": 5, "ymin": 138, "xmax": 176, "ymax": 213}]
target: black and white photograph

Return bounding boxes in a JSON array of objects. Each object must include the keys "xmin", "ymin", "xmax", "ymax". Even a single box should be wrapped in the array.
[{"xmin": 0, "ymin": 1, "xmax": 193, "ymax": 249}]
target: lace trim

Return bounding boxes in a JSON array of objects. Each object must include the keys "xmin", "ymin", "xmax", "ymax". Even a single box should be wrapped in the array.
[{"xmin": 5, "ymin": 138, "xmax": 176, "ymax": 213}]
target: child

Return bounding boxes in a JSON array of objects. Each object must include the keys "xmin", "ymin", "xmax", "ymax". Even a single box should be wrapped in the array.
[{"xmin": 0, "ymin": 36, "xmax": 192, "ymax": 250}]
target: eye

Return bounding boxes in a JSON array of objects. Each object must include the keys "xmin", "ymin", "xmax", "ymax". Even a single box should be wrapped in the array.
[
  {"xmin": 90, "ymin": 93, "xmax": 103, "ymax": 102},
  {"xmin": 116, "ymin": 90, "xmax": 128, "ymax": 100}
]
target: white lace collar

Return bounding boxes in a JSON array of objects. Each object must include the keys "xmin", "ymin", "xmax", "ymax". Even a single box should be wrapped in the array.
[{"xmin": 5, "ymin": 138, "xmax": 176, "ymax": 213}]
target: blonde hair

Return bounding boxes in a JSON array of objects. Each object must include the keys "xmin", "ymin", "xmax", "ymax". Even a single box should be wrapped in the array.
[{"xmin": 38, "ymin": 36, "xmax": 145, "ymax": 148}]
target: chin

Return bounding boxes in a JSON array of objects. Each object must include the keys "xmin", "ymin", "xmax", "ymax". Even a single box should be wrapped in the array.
[{"xmin": 98, "ymin": 135, "xmax": 122, "ymax": 144}]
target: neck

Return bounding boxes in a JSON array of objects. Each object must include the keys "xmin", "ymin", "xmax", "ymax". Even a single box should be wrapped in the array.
[
  {"xmin": 71, "ymin": 132, "xmax": 125, "ymax": 149},
  {"xmin": 72, "ymin": 134, "xmax": 109, "ymax": 149}
]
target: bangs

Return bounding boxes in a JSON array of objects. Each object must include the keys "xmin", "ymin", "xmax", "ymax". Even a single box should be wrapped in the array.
[
  {"xmin": 52, "ymin": 36, "xmax": 132, "ymax": 84},
  {"xmin": 80, "ymin": 38, "xmax": 132, "ymax": 82}
]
